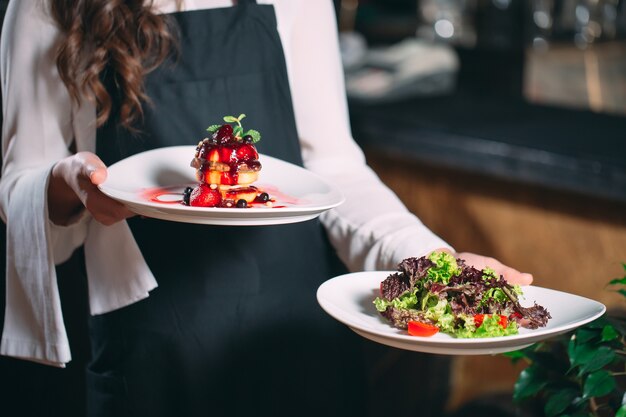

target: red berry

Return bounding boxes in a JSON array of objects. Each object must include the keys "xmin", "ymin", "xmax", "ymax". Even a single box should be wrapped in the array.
[
  {"xmin": 236, "ymin": 144, "xmax": 258, "ymax": 161},
  {"xmin": 219, "ymin": 145, "xmax": 236, "ymax": 163},
  {"xmin": 215, "ymin": 124, "xmax": 233, "ymax": 143},
  {"xmin": 189, "ymin": 184, "xmax": 222, "ymax": 207},
  {"xmin": 220, "ymin": 171, "xmax": 235, "ymax": 185}
]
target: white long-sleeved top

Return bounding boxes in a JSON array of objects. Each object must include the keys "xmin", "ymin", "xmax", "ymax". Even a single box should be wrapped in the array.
[{"xmin": 0, "ymin": 0, "xmax": 452, "ymax": 367}]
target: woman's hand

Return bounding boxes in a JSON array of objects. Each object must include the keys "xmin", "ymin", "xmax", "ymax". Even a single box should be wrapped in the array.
[
  {"xmin": 433, "ymin": 248, "xmax": 533, "ymax": 286},
  {"xmin": 48, "ymin": 152, "xmax": 135, "ymax": 226},
  {"xmin": 456, "ymin": 252, "xmax": 533, "ymax": 286}
]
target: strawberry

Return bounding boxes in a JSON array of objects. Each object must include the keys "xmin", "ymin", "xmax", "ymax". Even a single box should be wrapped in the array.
[
  {"xmin": 219, "ymin": 145, "xmax": 236, "ymax": 163},
  {"xmin": 189, "ymin": 184, "xmax": 222, "ymax": 207},
  {"xmin": 236, "ymin": 144, "xmax": 258, "ymax": 161}
]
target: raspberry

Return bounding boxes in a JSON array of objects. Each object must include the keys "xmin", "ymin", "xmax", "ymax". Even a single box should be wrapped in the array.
[{"xmin": 189, "ymin": 184, "xmax": 222, "ymax": 207}]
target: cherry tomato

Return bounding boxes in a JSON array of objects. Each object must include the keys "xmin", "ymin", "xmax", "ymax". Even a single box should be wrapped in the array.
[
  {"xmin": 474, "ymin": 314, "xmax": 508, "ymax": 329},
  {"xmin": 407, "ymin": 321, "xmax": 439, "ymax": 337}
]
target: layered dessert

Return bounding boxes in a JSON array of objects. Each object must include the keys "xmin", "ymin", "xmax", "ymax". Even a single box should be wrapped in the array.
[{"xmin": 184, "ymin": 114, "xmax": 271, "ymax": 208}]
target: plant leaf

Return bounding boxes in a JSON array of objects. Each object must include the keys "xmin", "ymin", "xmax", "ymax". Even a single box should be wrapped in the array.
[
  {"xmin": 601, "ymin": 324, "xmax": 619, "ymax": 342},
  {"xmin": 616, "ymin": 404, "xmax": 626, "ymax": 417},
  {"xmin": 582, "ymin": 370, "xmax": 616, "ymax": 399},
  {"xmin": 584, "ymin": 316, "xmax": 608, "ymax": 329},
  {"xmin": 503, "ymin": 350, "xmax": 527, "ymax": 362},
  {"xmin": 544, "ymin": 389, "xmax": 579, "ymax": 417},
  {"xmin": 609, "ymin": 277, "xmax": 626, "ymax": 285},
  {"xmin": 513, "ymin": 366, "xmax": 547, "ymax": 401},
  {"xmin": 238, "ymin": 113, "xmax": 246, "ymax": 121},
  {"xmin": 223, "ymin": 116, "xmax": 238, "ymax": 123},
  {"xmin": 618, "ymin": 289, "xmax": 626, "ymax": 298},
  {"xmin": 578, "ymin": 345, "xmax": 616, "ymax": 374},
  {"xmin": 569, "ymin": 341, "xmax": 598, "ymax": 369},
  {"xmin": 574, "ymin": 327, "xmax": 600, "ymax": 344},
  {"xmin": 233, "ymin": 125, "xmax": 243, "ymax": 138},
  {"xmin": 243, "ymin": 129, "xmax": 261, "ymax": 143},
  {"xmin": 206, "ymin": 124, "xmax": 221, "ymax": 133}
]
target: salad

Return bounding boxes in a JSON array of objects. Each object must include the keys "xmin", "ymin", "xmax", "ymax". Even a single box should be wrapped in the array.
[{"xmin": 373, "ymin": 252, "xmax": 551, "ymax": 338}]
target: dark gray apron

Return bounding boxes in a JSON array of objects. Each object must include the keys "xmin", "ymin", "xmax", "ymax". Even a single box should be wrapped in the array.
[{"xmin": 90, "ymin": 2, "xmax": 366, "ymax": 416}]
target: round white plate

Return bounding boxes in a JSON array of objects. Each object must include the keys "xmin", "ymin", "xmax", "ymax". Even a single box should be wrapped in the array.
[
  {"xmin": 317, "ymin": 271, "xmax": 606, "ymax": 355},
  {"xmin": 99, "ymin": 146, "xmax": 345, "ymax": 226}
]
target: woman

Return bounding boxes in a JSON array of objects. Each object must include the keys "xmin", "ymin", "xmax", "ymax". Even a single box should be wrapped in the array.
[{"xmin": 0, "ymin": 0, "xmax": 532, "ymax": 416}]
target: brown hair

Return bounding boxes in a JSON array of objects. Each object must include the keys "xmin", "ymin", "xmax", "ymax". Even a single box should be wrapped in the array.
[{"xmin": 50, "ymin": 0, "xmax": 178, "ymax": 130}]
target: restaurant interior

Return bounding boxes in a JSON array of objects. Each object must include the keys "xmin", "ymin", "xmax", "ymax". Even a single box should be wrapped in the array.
[
  {"xmin": 338, "ymin": 0, "xmax": 626, "ymax": 415},
  {"xmin": 0, "ymin": 0, "xmax": 625, "ymax": 416}
]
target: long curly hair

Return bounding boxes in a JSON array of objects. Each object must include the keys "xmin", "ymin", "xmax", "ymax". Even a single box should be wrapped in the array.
[{"xmin": 50, "ymin": 0, "xmax": 179, "ymax": 130}]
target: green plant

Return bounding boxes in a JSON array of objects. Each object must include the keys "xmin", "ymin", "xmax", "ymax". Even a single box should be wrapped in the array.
[{"xmin": 506, "ymin": 263, "xmax": 626, "ymax": 417}]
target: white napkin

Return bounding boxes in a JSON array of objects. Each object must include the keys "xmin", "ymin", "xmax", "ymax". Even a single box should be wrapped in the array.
[{"xmin": 1, "ymin": 169, "xmax": 157, "ymax": 367}]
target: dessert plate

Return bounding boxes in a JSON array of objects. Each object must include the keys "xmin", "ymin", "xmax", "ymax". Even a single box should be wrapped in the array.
[
  {"xmin": 99, "ymin": 146, "xmax": 344, "ymax": 226},
  {"xmin": 317, "ymin": 271, "xmax": 606, "ymax": 355}
]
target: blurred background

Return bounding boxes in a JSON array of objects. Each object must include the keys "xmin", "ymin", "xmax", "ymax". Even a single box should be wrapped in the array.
[{"xmin": 335, "ymin": 0, "xmax": 626, "ymax": 415}]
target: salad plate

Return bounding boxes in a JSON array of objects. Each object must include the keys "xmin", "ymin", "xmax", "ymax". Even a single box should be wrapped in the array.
[
  {"xmin": 317, "ymin": 271, "xmax": 606, "ymax": 355},
  {"xmin": 99, "ymin": 146, "xmax": 344, "ymax": 226}
]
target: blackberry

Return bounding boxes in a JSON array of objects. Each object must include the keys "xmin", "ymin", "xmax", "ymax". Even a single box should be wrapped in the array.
[
  {"xmin": 256, "ymin": 192, "xmax": 270, "ymax": 203},
  {"xmin": 182, "ymin": 187, "xmax": 193, "ymax": 205}
]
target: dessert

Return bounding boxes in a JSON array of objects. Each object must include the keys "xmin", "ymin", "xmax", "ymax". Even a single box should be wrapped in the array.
[
  {"xmin": 184, "ymin": 114, "xmax": 271, "ymax": 208},
  {"xmin": 374, "ymin": 252, "xmax": 551, "ymax": 338}
]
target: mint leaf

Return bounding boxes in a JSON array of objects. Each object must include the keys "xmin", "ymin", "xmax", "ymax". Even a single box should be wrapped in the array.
[
  {"xmin": 243, "ymin": 129, "xmax": 261, "ymax": 143},
  {"xmin": 233, "ymin": 125, "xmax": 243, "ymax": 138},
  {"xmin": 223, "ymin": 116, "xmax": 238, "ymax": 123},
  {"xmin": 206, "ymin": 124, "xmax": 221, "ymax": 133},
  {"xmin": 238, "ymin": 113, "xmax": 246, "ymax": 121}
]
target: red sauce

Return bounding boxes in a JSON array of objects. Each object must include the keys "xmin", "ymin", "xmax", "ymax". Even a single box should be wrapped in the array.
[{"xmin": 140, "ymin": 184, "xmax": 299, "ymax": 209}]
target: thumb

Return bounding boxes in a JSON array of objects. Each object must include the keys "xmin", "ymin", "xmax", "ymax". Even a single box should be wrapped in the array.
[
  {"xmin": 76, "ymin": 152, "xmax": 108, "ymax": 185},
  {"xmin": 88, "ymin": 165, "xmax": 108, "ymax": 185}
]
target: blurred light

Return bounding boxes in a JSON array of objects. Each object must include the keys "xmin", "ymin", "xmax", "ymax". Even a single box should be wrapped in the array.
[
  {"xmin": 492, "ymin": 0, "xmax": 511, "ymax": 10},
  {"xmin": 533, "ymin": 36, "xmax": 549, "ymax": 51},
  {"xmin": 587, "ymin": 21, "xmax": 602, "ymax": 38},
  {"xmin": 434, "ymin": 19, "xmax": 454, "ymax": 38},
  {"xmin": 533, "ymin": 11, "xmax": 552, "ymax": 29},
  {"xmin": 575, "ymin": 5, "xmax": 590, "ymax": 24},
  {"xmin": 574, "ymin": 33, "xmax": 589, "ymax": 49}
]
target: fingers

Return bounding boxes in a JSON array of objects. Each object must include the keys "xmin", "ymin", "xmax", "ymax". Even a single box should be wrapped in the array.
[
  {"xmin": 498, "ymin": 264, "xmax": 533, "ymax": 286},
  {"xmin": 455, "ymin": 251, "xmax": 534, "ymax": 286},
  {"xmin": 83, "ymin": 190, "xmax": 135, "ymax": 226},
  {"xmin": 62, "ymin": 152, "xmax": 135, "ymax": 225}
]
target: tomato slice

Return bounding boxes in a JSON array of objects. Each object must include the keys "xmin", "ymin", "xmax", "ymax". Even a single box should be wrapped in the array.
[
  {"xmin": 407, "ymin": 321, "xmax": 439, "ymax": 337},
  {"xmin": 473, "ymin": 314, "xmax": 507, "ymax": 329}
]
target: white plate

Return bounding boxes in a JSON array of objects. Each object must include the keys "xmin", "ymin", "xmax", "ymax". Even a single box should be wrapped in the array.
[
  {"xmin": 99, "ymin": 146, "xmax": 344, "ymax": 226},
  {"xmin": 317, "ymin": 271, "xmax": 606, "ymax": 355}
]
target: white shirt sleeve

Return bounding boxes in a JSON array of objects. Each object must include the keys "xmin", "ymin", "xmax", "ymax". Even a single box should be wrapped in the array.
[
  {"xmin": 0, "ymin": 0, "xmax": 92, "ymax": 366},
  {"xmin": 0, "ymin": 0, "xmax": 90, "ymax": 263},
  {"xmin": 286, "ymin": 0, "xmax": 453, "ymax": 271}
]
